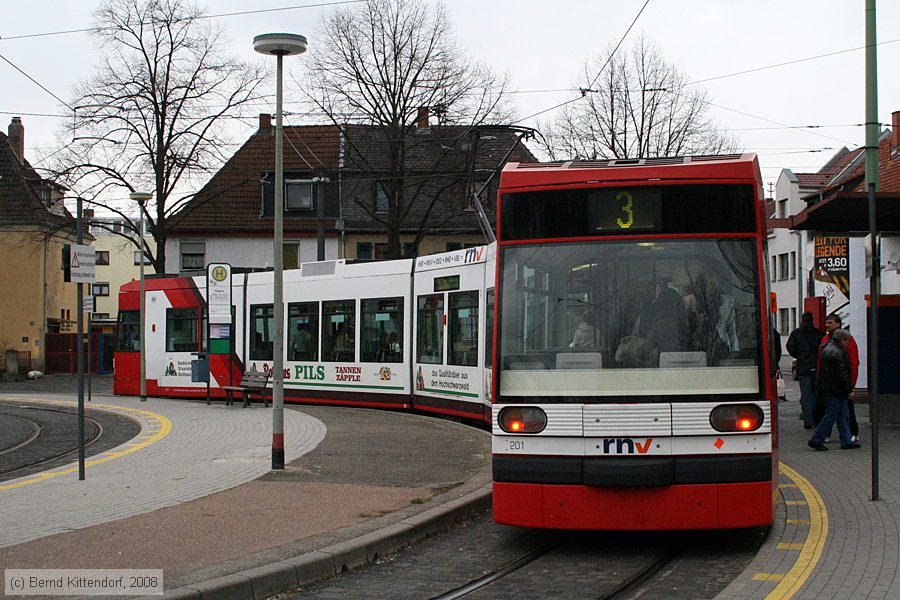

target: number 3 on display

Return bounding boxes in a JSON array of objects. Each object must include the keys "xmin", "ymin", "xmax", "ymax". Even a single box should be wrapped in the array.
[{"xmin": 616, "ymin": 191, "xmax": 634, "ymax": 228}]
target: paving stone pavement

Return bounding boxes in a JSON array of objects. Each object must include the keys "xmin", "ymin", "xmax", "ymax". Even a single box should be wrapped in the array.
[
  {"xmin": 0, "ymin": 389, "xmax": 325, "ymax": 548},
  {"xmin": 717, "ymin": 375, "xmax": 900, "ymax": 599},
  {"xmin": 2, "ymin": 373, "xmax": 898, "ymax": 599}
]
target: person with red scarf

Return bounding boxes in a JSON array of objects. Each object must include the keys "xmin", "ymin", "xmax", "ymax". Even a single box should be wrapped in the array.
[{"xmin": 814, "ymin": 312, "xmax": 860, "ymax": 442}]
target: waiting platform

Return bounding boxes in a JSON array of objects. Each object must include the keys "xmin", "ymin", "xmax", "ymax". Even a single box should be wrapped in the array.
[{"xmin": 0, "ymin": 374, "xmax": 896, "ymax": 599}]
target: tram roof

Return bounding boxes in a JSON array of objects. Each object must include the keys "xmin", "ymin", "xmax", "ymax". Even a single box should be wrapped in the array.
[{"xmin": 499, "ymin": 153, "xmax": 761, "ymax": 190}]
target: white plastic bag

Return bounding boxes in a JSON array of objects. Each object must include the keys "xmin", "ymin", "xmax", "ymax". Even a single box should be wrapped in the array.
[{"xmin": 776, "ymin": 369, "xmax": 786, "ymax": 399}]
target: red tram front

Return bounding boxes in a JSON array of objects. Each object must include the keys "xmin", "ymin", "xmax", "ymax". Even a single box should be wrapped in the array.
[{"xmin": 491, "ymin": 155, "xmax": 779, "ymax": 530}]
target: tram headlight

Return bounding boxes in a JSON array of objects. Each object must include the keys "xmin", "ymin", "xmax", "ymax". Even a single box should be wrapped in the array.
[
  {"xmin": 498, "ymin": 406, "xmax": 547, "ymax": 434},
  {"xmin": 710, "ymin": 404, "xmax": 764, "ymax": 432}
]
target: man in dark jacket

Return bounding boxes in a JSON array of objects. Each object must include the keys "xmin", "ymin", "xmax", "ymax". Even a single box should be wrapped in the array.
[
  {"xmin": 808, "ymin": 328, "xmax": 860, "ymax": 451},
  {"xmin": 787, "ymin": 312, "xmax": 824, "ymax": 428}
]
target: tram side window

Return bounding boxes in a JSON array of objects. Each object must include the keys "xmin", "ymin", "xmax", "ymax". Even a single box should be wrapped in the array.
[
  {"xmin": 288, "ymin": 302, "xmax": 319, "ymax": 361},
  {"xmin": 166, "ymin": 308, "xmax": 199, "ymax": 352},
  {"xmin": 361, "ymin": 297, "xmax": 403, "ymax": 363},
  {"xmin": 323, "ymin": 300, "xmax": 355, "ymax": 362},
  {"xmin": 116, "ymin": 310, "xmax": 140, "ymax": 352},
  {"xmin": 449, "ymin": 291, "xmax": 478, "ymax": 366},
  {"xmin": 485, "ymin": 289, "xmax": 494, "ymax": 366},
  {"xmin": 250, "ymin": 304, "xmax": 274, "ymax": 361},
  {"xmin": 417, "ymin": 294, "xmax": 444, "ymax": 364}
]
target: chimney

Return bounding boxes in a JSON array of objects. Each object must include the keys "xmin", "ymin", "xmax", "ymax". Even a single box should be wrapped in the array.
[
  {"xmin": 8, "ymin": 117, "xmax": 24, "ymax": 164},
  {"xmin": 893, "ymin": 110, "xmax": 900, "ymax": 152},
  {"xmin": 259, "ymin": 113, "xmax": 272, "ymax": 132},
  {"xmin": 416, "ymin": 106, "xmax": 430, "ymax": 129}
]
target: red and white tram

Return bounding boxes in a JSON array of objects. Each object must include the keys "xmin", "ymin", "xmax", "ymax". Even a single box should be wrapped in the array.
[
  {"xmin": 491, "ymin": 154, "xmax": 779, "ymax": 530},
  {"xmin": 114, "ymin": 245, "xmax": 495, "ymax": 423}
]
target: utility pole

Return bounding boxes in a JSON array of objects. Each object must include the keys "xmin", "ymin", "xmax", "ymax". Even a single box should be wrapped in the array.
[{"xmin": 864, "ymin": 0, "xmax": 880, "ymax": 502}]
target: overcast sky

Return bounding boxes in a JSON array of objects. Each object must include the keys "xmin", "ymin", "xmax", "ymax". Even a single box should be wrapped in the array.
[{"xmin": 2, "ymin": 0, "xmax": 898, "ymax": 194}]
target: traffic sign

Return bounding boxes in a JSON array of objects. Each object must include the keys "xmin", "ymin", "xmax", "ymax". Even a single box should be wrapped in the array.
[
  {"xmin": 70, "ymin": 244, "xmax": 96, "ymax": 284},
  {"xmin": 207, "ymin": 263, "xmax": 232, "ymax": 324},
  {"xmin": 83, "ymin": 295, "xmax": 95, "ymax": 314}
]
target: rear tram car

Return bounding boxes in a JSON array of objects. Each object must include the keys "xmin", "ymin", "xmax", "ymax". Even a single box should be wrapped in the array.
[
  {"xmin": 491, "ymin": 155, "xmax": 779, "ymax": 530},
  {"xmin": 114, "ymin": 245, "xmax": 495, "ymax": 423}
]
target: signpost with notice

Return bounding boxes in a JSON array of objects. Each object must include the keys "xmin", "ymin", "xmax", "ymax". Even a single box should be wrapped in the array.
[{"xmin": 206, "ymin": 264, "xmax": 233, "ymax": 400}]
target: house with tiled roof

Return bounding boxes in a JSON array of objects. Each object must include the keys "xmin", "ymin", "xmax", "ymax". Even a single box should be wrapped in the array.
[
  {"xmin": 0, "ymin": 118, "xmax": 78, "ymax": 372},
  {"xmin": 769, "ymin": 109, "xmax": 900, "ymax": 389},
  {"xmin": 165, "ymin": 113, "xmax": 536, "ymax": 271}
]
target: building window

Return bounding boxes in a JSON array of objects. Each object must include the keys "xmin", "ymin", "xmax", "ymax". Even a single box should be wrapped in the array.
[
  {"xmin": 790, "ymin": 252, "xmax": 797, "ymax": 280},
  {"xmin": 93, "ymin": 313, "xmax": 110, "ymax": 320},
  {"xmin": 284, "ymin": 242, "xmax": 300, "ymax": 269},
  {"xmin": 778, "ymin": 199, "xmax": 788, "ymax": 218},
  {"xmin": 249, "ymin": 304, "xmax": 274, "ymax": 361},
  {"xmin": 446, "ymin": 242, "xmax": 463, "ymax": 252},
  {"xmin": 770, "ymin": 256, "xmax": 777, "ymax": 279},
  {"xmin": 180, "ymin": 240, "xmax": 205, "ymax": 271},
  {"xmin": 95, "ymin": 250, "xmax": 110, "ymax": 265},
  {"xmin": 357, "ymin": 242, "xmax": 373, "ymax": 260},
  {"xmin": 791, "ymin": 307, "xmax": 797, "ymax": 332},
  {"xmin": 778, "ymin": 253, "xmax": 789, "ymax": 281},
  {"xmin": 779, "ymin": 308, "xmax": 790, "ymax": 335},
  {"xmin": 375, "ymin": 184, "xmax": 389, "ymax": 214},
  {"xmin": 134, "ymin": 250, "xmax": 151, "ymax": 265},
  {"xmin": 375, "ymin": 243, "xmax": 388, "ymax": 260},
  {"xmin": 93, "ymin": 282, "xmax": 110, "ymax": 297},
  {"xmin": 323, "ymin": 300, "xmax": 355, "ymax": 362},
  {"xmin": 285, "ymin": 180, "xmax": 313, "ymax": 211},
  {"xmin": 361, "ymin": 297, "xmax": 403, "ymax": 363}
]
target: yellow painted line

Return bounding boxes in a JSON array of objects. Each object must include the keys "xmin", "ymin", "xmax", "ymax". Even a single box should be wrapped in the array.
[
  {"xmin": 763, "ymin": 462, "xmax": 829, "ymax": 600},
  {"xmin": 786, "ymin": 519, "xmax": 810, "ymax": 525},
  {"xmin": 0, "ymin": 399, "xmax": 172, "ymax": 492},
  {"xmin": 784, "ymin": 500, "xmax": 808, "ymax": 506},
  {"xmin": 779, "ymin": 484, "xmax": 799, "ymax": 488},
  {"xmin": 776, "ymin": 543, "xmax": 806, "ymax": 550},
  {"xmin": 754, "ymin": 574, "xmax": 785, "ymax": 582}
]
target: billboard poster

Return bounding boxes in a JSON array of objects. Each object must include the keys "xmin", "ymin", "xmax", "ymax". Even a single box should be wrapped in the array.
[{"xmin": 814, "ymin": 236, "xmax": 850, "ymax": 323}]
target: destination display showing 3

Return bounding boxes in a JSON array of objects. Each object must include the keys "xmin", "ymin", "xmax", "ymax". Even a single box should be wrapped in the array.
[
  {"xmin": 500, "ymin": 183, "xmax": 756, "ymax": 240},
  {"xmin": 590, "ymin": 189, "xmax": 661, "ymax": 232}
]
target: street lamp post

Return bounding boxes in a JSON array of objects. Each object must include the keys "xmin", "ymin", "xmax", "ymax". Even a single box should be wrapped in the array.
[
  {"xmin": 131, "ymin": 191, "xmax": 152, "ymax": 402},
  {"xmin": 254, "ymin": 33, "xmax": 308, "ymax": 470}
]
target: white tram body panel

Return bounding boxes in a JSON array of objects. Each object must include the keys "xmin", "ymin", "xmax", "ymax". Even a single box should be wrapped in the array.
[{"xmin": 412, "ymin": 245, "xmax": 495, "ymax": 418}]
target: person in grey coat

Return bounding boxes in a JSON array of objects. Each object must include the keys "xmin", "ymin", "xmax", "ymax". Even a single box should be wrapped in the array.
[{"xmin": 808, "ymin": 328, "xmax": 860, "ymax": 451}]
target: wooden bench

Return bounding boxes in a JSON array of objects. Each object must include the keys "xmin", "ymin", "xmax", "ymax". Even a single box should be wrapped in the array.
[{"xmin": 221, "ymin": 371, "xmax": 271, "ymax": 408}]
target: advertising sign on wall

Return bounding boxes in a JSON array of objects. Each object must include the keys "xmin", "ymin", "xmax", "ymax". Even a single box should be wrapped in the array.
[{"xmin": 814, "ymin": 236, "xmax": 850, "ymax": 323}]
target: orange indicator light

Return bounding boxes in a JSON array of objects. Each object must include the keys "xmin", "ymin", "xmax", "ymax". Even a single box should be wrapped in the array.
[
  {"xmin": 510, "ymin": 421, "xmax": 522, "ymax": 431},
  {"xmin": 739, "ymin": 419, "xmax": 753, "ymax": 430}
]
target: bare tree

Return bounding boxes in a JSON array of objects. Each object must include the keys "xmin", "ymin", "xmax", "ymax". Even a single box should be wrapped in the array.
[
  {"xmin": 49, "ymin": 0, "xmax": 267, "ymax": 272},
  {"xmin": 301, "ymin": 0, "xmax": 516, "ymax": 259},
  {"xmin": 540, "ymin": 37, "xmax": 739, "ymax": 161}
]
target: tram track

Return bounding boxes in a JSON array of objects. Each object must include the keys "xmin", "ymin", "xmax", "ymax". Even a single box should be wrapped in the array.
[
  {"xmin": 428, "ymin": 535, "xmax": 560, "ymax": 600},
  {"xmin": 0, "ymin": 402, "xmax": 138, "ymax": 482},
  {"xmin": 423, "ymin": 530, "xmax": 682, "ymax": 600}
]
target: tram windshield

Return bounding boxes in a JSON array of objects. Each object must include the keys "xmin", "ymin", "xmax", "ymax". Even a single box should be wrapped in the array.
[{"xmin": 497, "ymin": 239, "xmax": 762, "ymax": 402}]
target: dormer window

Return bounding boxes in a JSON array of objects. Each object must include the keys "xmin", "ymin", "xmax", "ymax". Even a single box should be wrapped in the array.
[
  {"xmin": 286, "ymin": 180, "xmax": 314, "ymax": 211},
  {"xmin": 375, "ymin": 183, "xmax": 389, "ymax": 214}
]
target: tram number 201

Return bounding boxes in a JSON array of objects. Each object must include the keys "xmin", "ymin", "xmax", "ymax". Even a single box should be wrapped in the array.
[{"xmin": 506, "ymin": 440, "xmax": 526, "ymax": 451}]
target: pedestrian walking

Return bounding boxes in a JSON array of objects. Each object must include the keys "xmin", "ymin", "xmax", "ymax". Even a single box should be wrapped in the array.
[
  {"xmin": 786, "ymin": 312, "xmax": 824, "ymax": 428},
  {"xmin": 814, "ymin": 313, "xmax": 860, "ymax": 441},
  {"xmin": 808, "ymin": 328, "xmax": 860, "ymax": 451}
]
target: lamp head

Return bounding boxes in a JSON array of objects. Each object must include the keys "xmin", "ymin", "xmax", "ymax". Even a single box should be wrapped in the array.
[
  {"xmin": 253, "ymin": 33, "xmax": 307, "ymax": 56},
  {"xmin": 130, "ymin": 191, "xmax": 152, "ymax": 206}
]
